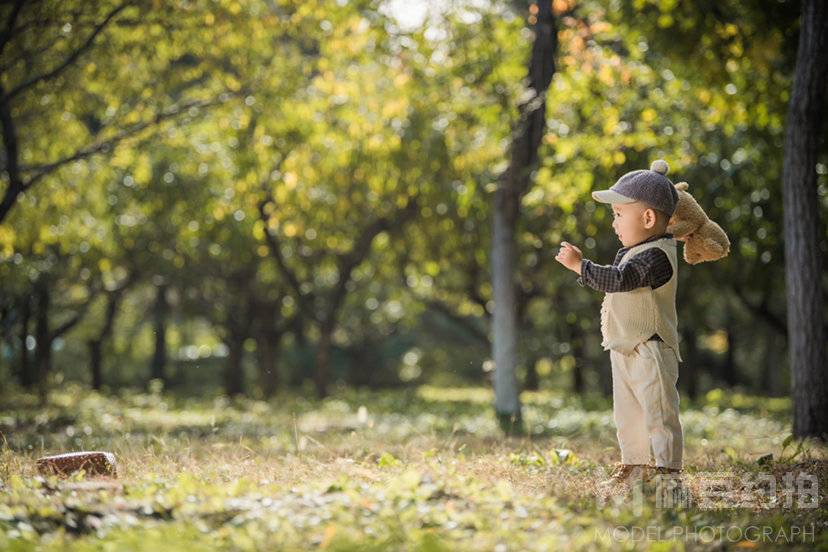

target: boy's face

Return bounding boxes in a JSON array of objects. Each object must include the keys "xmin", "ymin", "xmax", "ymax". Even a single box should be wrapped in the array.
[{"xmin": 611, "ymin": 201, "xmax": 660, "ymax": 247}]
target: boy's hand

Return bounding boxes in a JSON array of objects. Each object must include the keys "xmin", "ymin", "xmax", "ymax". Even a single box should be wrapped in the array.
[{"xmin": 555, "ymin": 241, "xmax": 583, "ymax": 274}]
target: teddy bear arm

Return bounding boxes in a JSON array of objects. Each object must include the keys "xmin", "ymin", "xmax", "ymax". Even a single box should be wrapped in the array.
[{"xmin": 668, "ymin": 219, "xmax": 697, "ymax": 238}]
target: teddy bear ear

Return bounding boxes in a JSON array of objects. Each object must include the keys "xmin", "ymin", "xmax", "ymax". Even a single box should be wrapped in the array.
[{"xmin": 675, "ymin": 181, "xmax": 689, "ymax": 191}]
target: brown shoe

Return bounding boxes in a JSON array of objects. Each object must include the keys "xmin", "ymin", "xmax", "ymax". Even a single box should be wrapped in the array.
[
  {"xmin": 652, "ymin": 466, "xmax": 682, "ymax": 475},
  {"xmin": 599, "ymin": 463, "xmax": 649, "ymax": 488},
  {"xmin": 645, "ymin": 466, "xmax": 683, "ymax": 483}
]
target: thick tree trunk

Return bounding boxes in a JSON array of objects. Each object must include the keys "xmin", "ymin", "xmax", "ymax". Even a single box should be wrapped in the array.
[
  {"xmin": 782, "ymin": 0, "xmax": 828, "ymax": 439},
  {"xmin": 491, "ymin": 1, "xmax": 557, "ymax": 433},
  {"xmin": 150, "ymin": 284, "xmax": 169, "ymax": 384},
  {"xmin": 0, "ymin": 82, "xmax": 25, "ymax": 225},
  {"xmin": 492, "ymin": 197, "xmax": 521, "ymax": 423}
]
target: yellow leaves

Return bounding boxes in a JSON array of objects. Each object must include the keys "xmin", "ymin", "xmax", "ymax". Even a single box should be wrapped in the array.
[
  {"xmin": 0, "ymin": 224, "xmax": 15, "ymax": 257},
  {"xmin": 393, "ymin": 73, "xmax": 409, "ymax": 88},
  {"xmin": 597, "ymin": 64, "xmax": 615, "ymax": 87},
  {"xmin": 274, "ymin": 186, "xmax": 288, "ymax": 203},
  {"xmin": 552, "ymin": 0, "xmax": 573, "ymax": 16},
  {"xmin": 319, "ymin": 525, "xmax": 337, "ymax": 549},
  {"xmin": 381, "ymin": 98, "xmax": 407, "ymax": 119},
  {"xmin": 98, "ymin": 258, "xmax": 112, "ymax": 273},
  {"xmin": 590, "ymin": 21, "xmax": 612, "ymax": 34},
  {"xmin": 282, "ymin": 222, "xmax": 298, "ymax": 237},
  {"xmin": 553, "ymin": 140, "xmax": 576, "ymax": 161},
  {"xmin": 252, "ymin": 220, "xmax": 265, "ymax": 241},
  {"xmin": 641, "ymin": 108, "xmax": 657, "ymax": 123},
  {"xmin": 720, "ymin": 23, "xmax": 739, "ymax": 38},
  {"xmin": 701, "ymin": 329, "xmax": 729, "ymax": 354},
  {"xmin": 619, "ymin": 68, "xmax": 632, "ymax": 85},
  {"xmin": 224, "ymin": 75, "xmax": 242, "ymax": 92},
  {"xmin": 204, "ymin": 13, "xmax": 215, "ymax": 25},
  {"xmin": 601, "ymin": 107, "xmax": 619, "ymax": 135},
  {"xmin": 111, "ymin": 145, "xmax": 134, "ymax": 169},
  {"xmin": 657, "ymin": 14, "xmax": 673, "ymax": 28},
  {"xmin": 521, "ymin": 187, "xmax": 545, "ymax": 209},
  {"xmin": 613, "ymin": 151, "xmax": 626, "ymax": 165},
  {"xmin": 134, "ymin": 154, "xmax": 152, "ymax": 185},
  {"xmin": 284, "ymin": 172, "xmax": 298, "ymax": 189}
]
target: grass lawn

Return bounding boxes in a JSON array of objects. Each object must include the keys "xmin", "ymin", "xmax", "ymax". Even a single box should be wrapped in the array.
[{"xmin": 1, "ymin": 384, "xmax": 826, "ymax": 550}]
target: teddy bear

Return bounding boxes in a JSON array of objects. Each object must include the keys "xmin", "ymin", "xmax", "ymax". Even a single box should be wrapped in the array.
[{"xmin": 666, "ymin": 181, "xmax": 730, "ymax": 264}]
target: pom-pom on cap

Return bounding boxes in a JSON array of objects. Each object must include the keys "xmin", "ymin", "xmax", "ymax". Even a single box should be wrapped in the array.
[{"xmin": 650, "ymin": 159, "xmax": 669, "ymax": 175}]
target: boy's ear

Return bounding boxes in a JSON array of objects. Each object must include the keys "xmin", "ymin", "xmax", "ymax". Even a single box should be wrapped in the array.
[{"xmin": 642, "ymin": 207, "xmax": 657, "ymax": 229}]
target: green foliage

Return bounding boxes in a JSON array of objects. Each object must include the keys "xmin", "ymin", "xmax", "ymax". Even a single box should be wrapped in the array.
[{"xmin": 0, "ymin": 0, "xmax": 822, "ymax": 402}]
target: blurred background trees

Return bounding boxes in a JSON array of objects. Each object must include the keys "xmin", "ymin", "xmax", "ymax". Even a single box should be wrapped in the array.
[{"xmin": 0, "ymin": 0, "xmax": 825, "ymax": 435}]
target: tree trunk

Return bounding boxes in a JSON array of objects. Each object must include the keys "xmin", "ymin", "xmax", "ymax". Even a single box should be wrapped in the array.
[
  {"xmin": 572, "ymin": 335, "xmax": 585, "ymax": 394},
  {"xmin": 288, "ymin": 316, "xmax": 308, "ymax": 388},
  {"xmin": 491, "ymin": 0, "xmax": 557, "ymax": 434},
  {"xmin": 524, "ymin": 356, "xmax": 539, "ymax": 391},
  {"xmin": 722, "ymin": 322, "xmax": 738, "ymax": 387},
  {"xmin": 88, "ymin": 287, "xmax": 126, "ymax": 390},
  {"xmin": 18, "ymin": 293, "xmax": 33, "ymax": 388},
  {"xmin": 150, "ymin": 284, "xmax": 169, "ymax": 384},
  {"xmin": 492, "ymin": 197, "xmax": 521, "ymax": 423},
  {"xmin": 782, "ymin": 0, "xmax": 828, "ymax": 439},
  {"xmin": 224, "ymin": 333, "xmax": 245, "ymax": 396},
  {"xmin": 679, "ymin": 329, "xmax": 698, "ymax": 400},
  {"xmin": 256, "ymin": 332, "xmax": 280, "ymax": 399},
  {"xmin": 0, "ymin": 81, "xmax": 25, "ymax": 225},
  {"xmin": 760, "ymin": 328, "xmax": 782, "ymax": 395},
  {"xmin": 314, "ymin": 318, "xmax": 334, "ymax": 398},
  {"xmin": 34, "ymin": 281, "xmax": 51, "ymax": 404},
  {"xmin": 88, "ymin": 340, "xmax": 103, "ymax": 390}
]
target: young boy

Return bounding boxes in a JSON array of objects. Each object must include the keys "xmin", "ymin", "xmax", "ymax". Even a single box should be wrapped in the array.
[{"xmin": 554, "ymin": 159, "xmax": 684, "ymax": 487}]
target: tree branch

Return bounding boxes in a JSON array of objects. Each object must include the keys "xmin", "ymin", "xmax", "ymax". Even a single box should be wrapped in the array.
[
  {"xmin": 21, "ymin": 95, "xmax": 231, "ymax": 189},
  {"xmin": 52, "ymin": 284, "xmax": 101, "ymax": 339},
  {"xmin": 256, "ymin": 155, "xmax": 317, "ymax": 321},
  {"xmin": 3, "ymin": 1, "xmax": 132, "ymax": 102},
  {"xmin": 731, "ymin": 284, "xmax": 787, "ymax": 336},
  {"xmin": 331, "ymin": 194, "xmax": 420, "ymax": 310},
  {"xmin": 0, "ymin": 0, "xmax": 26, "ymax": 58},
  {"xmin": 0, "ymin": 81, "xmax": 23, "ymax": 223}
]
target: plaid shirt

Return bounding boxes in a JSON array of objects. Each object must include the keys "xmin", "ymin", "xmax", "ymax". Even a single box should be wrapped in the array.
[{"xmin": 577, "ymin": 233, "xmax": 675, "ymax": 340}]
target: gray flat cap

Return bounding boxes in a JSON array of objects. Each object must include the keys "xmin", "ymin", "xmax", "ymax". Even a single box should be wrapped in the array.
[{"xmin": 592, "ymin": 159, "xmax": 679, "ymax": 216}]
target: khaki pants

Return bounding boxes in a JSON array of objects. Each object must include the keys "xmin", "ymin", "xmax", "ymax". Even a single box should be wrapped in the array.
[{"xmin": 610, "ymin": 340, "xmax": 683, "ymax": 469}]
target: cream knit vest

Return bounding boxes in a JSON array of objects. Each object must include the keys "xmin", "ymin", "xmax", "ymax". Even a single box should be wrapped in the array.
[{"xmin": 599, "ymin": 237, "xmax": 682, "ymax": 362}]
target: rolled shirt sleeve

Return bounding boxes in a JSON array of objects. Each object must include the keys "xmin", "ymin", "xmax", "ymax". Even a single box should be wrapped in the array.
[{"xmin": 576, "ymin": 248, "xmax": 673, "ymax": 293}]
